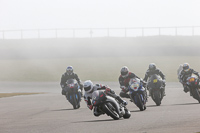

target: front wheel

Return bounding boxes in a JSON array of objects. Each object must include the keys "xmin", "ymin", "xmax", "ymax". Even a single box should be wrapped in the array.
[
  {"xmin": 192, "ymin": 88, "xmax": 200, "ymax": 103},
  {"xmin": 102, "ymin": 103, "xmax": 120, "ymax": 120},
  {"xmin": 72, "ymin": 94, "xmax": 80, "ymax": 109},
  {"xmin": 152, "ymin": 90, "xmax": 161, "ymax": 106},
  {"xmin": 135, "ymin": 94, "xmax": 145, "ymax": 111}
]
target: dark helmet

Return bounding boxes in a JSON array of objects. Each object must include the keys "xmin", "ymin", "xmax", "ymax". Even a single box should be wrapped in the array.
[
  {"xmin": 66, "ymin": 66, "xmax": 73, "ymax": 75},
  {"xmin": 149, "ymin": 63, "xmax": 156, "ymax": 71},
  {"xmin": 183, "ymin": 63, "xmax": 190, "ymax": 72},
  {"xmin": 121, "ymin": 66, "xmax": 129, "ymax": 78}
]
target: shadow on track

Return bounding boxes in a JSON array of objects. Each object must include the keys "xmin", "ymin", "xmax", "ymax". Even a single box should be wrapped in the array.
[
  {"xmin": 147, "ymin": 105, "xmax": 159, "ymax": 107},
  {"xmin": 171, "ymin": 102, "xmax": 200, "ymax": 106},
  {"xmin": 51, "ymin": 108, "xmax": 75, "ymax": 111},
  {"xmin": 130, "ymin": 110, "xmax": 142, "ymax": 112},
  {"xmin": 73, "ymin": 119, "xmax": 121, "ymax": 123}
]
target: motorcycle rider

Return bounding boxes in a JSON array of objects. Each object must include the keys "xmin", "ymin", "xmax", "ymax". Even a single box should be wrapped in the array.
[
  {"xmin": 60, "ymin": 66, "xmax": 83, "ymax": 97},
  {"xmin": 179, "ymin": 63, "xmax": 200, "ymax": 93},
  {"xmin": 119, "ymin": 66, "xmax": 147, "ymax": 99},
  {"xmin": 143, "ymin": 63, "xmax": 166, "ymax": 96},
  {"xmin": 83, "ymin": 80, "xmax": 127, "ymax": 117}
]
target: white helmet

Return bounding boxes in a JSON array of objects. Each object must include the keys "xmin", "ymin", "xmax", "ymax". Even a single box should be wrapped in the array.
[
  {"xmin": 183, "ymin": 63, "xmax": 190, "ymax": 72},
  {"xmin": 121, "ymin": 66, "xmax": 129, "ymax": 78},
  {"xmin": 84, "ymin": 80, "xmax": 94, "ymax": 93},
  {"xmin": 149, "ymin": 63, "xmax": 156, "ymax": 71}
]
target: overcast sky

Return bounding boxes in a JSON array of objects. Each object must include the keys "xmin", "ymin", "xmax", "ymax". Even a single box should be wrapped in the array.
[{"xmin": 0, "ymin": 0, "xmax": 200, "ymax": 30}]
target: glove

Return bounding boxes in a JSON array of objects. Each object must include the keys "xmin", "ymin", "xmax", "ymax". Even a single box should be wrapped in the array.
[
  {"xmin": 105, "ymin": 87, "xmax": 111, "ymax": 93},
  {"xmin": 87, "ymin": 105, "xmax": 93, "ymax": 110},
  {"xmin": 121, "ymin": 86, "xmax": 128, "ymax": 93},
  {"xmin": 143, "ymin": 83, "xmax": 147, "ymax": 89}
]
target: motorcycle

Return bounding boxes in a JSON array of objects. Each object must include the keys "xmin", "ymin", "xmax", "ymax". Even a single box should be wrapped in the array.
[
  {"xmin": 92, "ymin": 90, "xmax": 131, "ymax": 120},
  {"xmin": 128, "ymin": 78, "xmax": 147, "ymax": 111},
  {"xmin": 147, "ymin": 74, "xmax": 164, "ymax": 106},
  {"xmin": 64, "ymin": 79, "xmax": 81, "ymax": 109},
  {"xmin": 186, "ymin": 76, "xmax": 200, "ymax": 103}
]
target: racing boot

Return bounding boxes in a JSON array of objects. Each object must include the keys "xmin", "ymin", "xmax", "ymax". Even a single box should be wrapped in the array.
[
  {"xmin": 161, "ymin": 86, "xmax": 166, "ymax": 96},
  {"xmin": 116, "ymin": 96, "xmax": 128, "ymax": 106},
  {"xmin": 148, "ymin": 88, "xmax": 152, "ymax": 96},
  {"xmin": 77, "ymin": 89, "xmax": 82, "ymax": 101},
  {"xmin": 93, "ymin": 107, "xmax": 104, "ymax": 117},
  {"xmin": 79, "ymin": 83, "xmax": 83, "ymax": 97},
  {"xmin": 190, "ymin": 91, "xmax": 193, "ymax": 96},
  {"xmin": 61, "ymin": 89, "xmax": 66, "ymax": 95},
  {"xmin": 183, "ymin": 85, "xmax": 189, "ymax": 93}
]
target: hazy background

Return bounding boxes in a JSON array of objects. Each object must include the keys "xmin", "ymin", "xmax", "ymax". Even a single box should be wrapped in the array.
[
  {"xmin": 0, "ymin": 37, "xmax": 200, "ymax": 82},
  {"xmin": 0, "ymin": 0, "xmax": 200, "ymax": 83}
]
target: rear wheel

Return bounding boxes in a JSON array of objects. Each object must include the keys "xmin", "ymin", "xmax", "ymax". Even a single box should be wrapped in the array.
[{"xmin": 103, "ymin": 103, "xmax": 120, "ymax": 120}]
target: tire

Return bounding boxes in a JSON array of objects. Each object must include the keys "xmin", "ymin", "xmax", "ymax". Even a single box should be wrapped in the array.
[
  {"xmin": 102, "ymin": 103, "xmax": 120, "ymax": 120},
  {"xmin": 193, "ymin": 88, "xmax": 200, "ymax": 103},
  {"xmin": 136, "ymin": 94, "xmax": 145, "ymax": 111},
  {"xmin": 153, "ymin": 91, "xmax": 161, "ymax": 106},
  {"xmin": 72, "ymin": 94, "xmax": 78, "ymax": 109}
]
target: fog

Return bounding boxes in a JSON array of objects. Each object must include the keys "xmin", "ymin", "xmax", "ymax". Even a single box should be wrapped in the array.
[
  {"xmin": 1, "ymin": 0, "xmax": 200, "ymax": 82},
  {"xmin": 1, "ymin": 37, "xmax": 200, "ymax": 59},
  {"xmin": 0, "ymin": 36, "xmax": 200, "ymax": 82}
]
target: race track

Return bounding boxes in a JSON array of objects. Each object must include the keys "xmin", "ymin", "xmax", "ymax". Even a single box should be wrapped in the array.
[{"xmin": 0, "ymin": 82, "xmax": 200, "ymax": 133}]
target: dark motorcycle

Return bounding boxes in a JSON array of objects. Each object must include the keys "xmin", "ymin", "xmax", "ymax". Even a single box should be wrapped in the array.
[
  {"xmin": 92, "ymin": 90, "xmax": 131, "ymax": 120},
  {"xmin": 148, "ymin": 74, "xmax": 164, "ymax": 106},
  {"xmin": 186, "ymin": 76, "xmax": 200, "ymax": 103},
  {"xmin": 128, "ymin": 78, "xmax": 147, "ymax": 111},
  {"xmin": 64, "ymin": 79, "xmax": 81, "ymax": 109}
]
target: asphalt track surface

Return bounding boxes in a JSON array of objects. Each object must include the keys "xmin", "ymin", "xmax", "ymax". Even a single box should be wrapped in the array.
[{"xmin": 0, "ymin": 82, "xmax": 200, "ymax": 133}]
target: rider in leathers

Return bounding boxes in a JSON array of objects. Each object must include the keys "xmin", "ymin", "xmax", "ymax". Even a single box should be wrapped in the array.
[
  {"xmin": 179, "ymin": 63, "xmax": 200, "ymax": 93},
  {"xmin": 83, "ymin": 80, "xmax": 127, "ymax": 116},
  {"xmin": 119, "ymin": 66, "xmax": 142, "ymax": 98},
  {"xmin": 143, "ymin": 63, "xmax": 166, "ymax": 96},
  {"xmin": 60, "ymin": 66, "xmax": 83, "ymax": 96}
]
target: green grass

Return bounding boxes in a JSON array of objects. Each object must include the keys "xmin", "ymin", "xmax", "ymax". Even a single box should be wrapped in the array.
[{"xmin": 0, "ymin": 56, "xmax": 199, "ymax": 82}]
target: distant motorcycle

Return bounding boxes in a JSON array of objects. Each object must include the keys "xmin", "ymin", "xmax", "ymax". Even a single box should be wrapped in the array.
[
  {"xmin": 186, "ymin": 76, "xmax": 200, "ymax": 103},
  {"xmin": 92, "ymin": 90, "xmax": 131, "ymax": 120},
  {"xmin": 128, "ymin": 78, "xmax": 147, "ymax": 111},
  {"xmin": 64, "ymin": 79, "xmax": 81, "ymax": 109},
  {"xmin": 147, "ymin": 74, "xmax": 164, "ymax": 106}
]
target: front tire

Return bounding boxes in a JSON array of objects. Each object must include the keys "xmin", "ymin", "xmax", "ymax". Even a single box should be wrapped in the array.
[
  {"xmin": 152, "ymin": 91, "xmax": 161, "ymax": 106},
  {"xmin": 192, "ymin": 88, "xmax": 200, "ymax": 103},
  {"xmin": 72, "ymin": 94, "xmax": 79, "ymax": 109},
  {"xmin": 102, "ymin": 103, "xmax": 120, "ymax": 120},
  {"xmin": 136, "ymin": 94, "xmax": 145, "ymax": 111}
]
